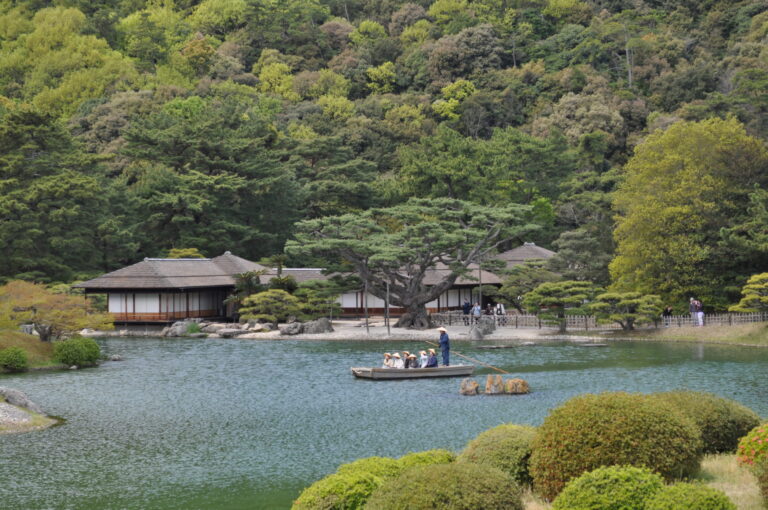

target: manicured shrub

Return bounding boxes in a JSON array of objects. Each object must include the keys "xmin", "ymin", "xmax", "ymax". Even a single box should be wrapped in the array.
[
  {"xmin": 529, "ymin": 392, "xmax": 702, "ymax": 500},
  {"xmin": 653, "ymin": 391, "xmax": 760, "ymax": 453},
  {"xmin": 0, "ymin": 347, "xmax": 29, "ymax": 371},
  {"xmin": 551, "ymin": 465, "xmax": 664, "ymax": 510},
  {"xmin": 292, "ymin": 470, "xmax": 382, "ymax": 510},
  {"xmin": 398, "ymin": 449, "xmax": 455, "ymax": 469},
  {"xmin": 645, "ymin": 482, "xmax": 736, "ymax": 510},
  {"xmin": 457, "ymin": 424, "xmax": 536, "ymax": 485},
  {"xmin": 737, "ymin": 423, "xmax": 768, "ymax": 467},
  {"xmin": 365, "ymin": 463, "xmax": 523, "ymax": 510},
  {"xmin": 336, "ymin": 456, "xmax": 403, "ymax": 478},
  {"xmin": 53, "ymin": 336, "xmax": 101, "ymax": 366}
]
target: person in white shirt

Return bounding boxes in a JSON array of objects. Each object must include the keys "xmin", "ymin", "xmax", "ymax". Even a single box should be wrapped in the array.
[
  {"xmin": 419, "ymin": 350, "xmax": 428, "ymax": 368},
  {"xmin": 382, "ymin": 352, "xmax": 393, "ymax": 368},
  {"xmin": 392, "ymin": 352, "xmax": 404, "ymax": 369}
]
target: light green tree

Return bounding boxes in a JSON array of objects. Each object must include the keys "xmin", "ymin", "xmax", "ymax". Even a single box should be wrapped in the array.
[
  {"xmin": 239, "ymin": 289, "xmax": 302, "ymax": 328},
  {"xmin": 729, "ymin": 273, "xmax": 768, "ymax": 313},
  {"xmin": 349, "ymin": 20, "xmax": 386, "ymax": 47},
  {"xmin": 259, "ymin": 62, "xmax": 300, "ymax": 100},
  {"xmin": 589, "ymin": 292, "xmax": 661, "ymax": 331},
  {"xmin": 366, "ymin": 62, "xmax": 396, "ymax": 94},
  {"xmin": 523, "ymin": 280, "xmax": 597, "ymax": 333},
  {"xmin": 432, "ymin": 79, "xmax": 476, "ymax": 119},
  {"xmin": 497, "ymin": 260, "xmax": 561, "ymax": 313},
  {"xmin": 610, "ymin": 117, "xmax": 768, "ymax": 307},
  {"xmin": 166, "ymin": 248, "xmax": 206, "ymax": 259}
]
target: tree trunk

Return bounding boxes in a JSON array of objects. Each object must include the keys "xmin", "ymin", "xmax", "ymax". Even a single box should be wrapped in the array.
[
  {"xmin": 394, "ymin": 304, "xmax": 433, "ymax": 329},
  {"xmin": 558, "ymin": 313, "xmax": 566, "ymax": 334},
  {"xmin": 34, "ymin": 323, "xmax": 52, "ymax": 342}
]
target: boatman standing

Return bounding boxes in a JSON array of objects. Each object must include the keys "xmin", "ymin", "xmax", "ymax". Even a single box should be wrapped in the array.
[{"xmin": 437, "ymin": 326, "xmax": 450, "ymax": 366}]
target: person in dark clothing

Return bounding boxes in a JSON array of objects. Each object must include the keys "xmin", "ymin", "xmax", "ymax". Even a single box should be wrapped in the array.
[
  {"xmin": 662, "ymin": 306, "xmax": 673, "ymax": 327},
  {"xmin": 402, "ymin": 351, "xmax": 412, "ymax": 368},
  {"xmin": 462, "ymin": 300, "xmax": 471, "ymax": 325},
  {"xmin": 425, "ymin": 349, "xmax": 438, "ymax": 368},
  {"xmin": 438, "ymin": 327, "xmax": 450, "ymax": 366}
]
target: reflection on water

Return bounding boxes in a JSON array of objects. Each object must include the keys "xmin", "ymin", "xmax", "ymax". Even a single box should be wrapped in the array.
[{"xmin": 0, "ymin": 338, "xmax": 766, "ymax": 509}]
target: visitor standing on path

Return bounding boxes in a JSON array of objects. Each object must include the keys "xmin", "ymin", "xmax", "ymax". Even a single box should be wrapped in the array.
[
  {"xmin": 472, "ymin": 302, "xmax": 482, "ymax": 324},
  {"xmin": 437, "ymin": 326, "xmax": 450, "ymax": 366},
  {"xmin": 462, "ymin": 300, "xmax": 471, "ymax": 325},
  {"xmin": 696, "ymin": 299, "xmax": 704, "ymax": 326},
  {"xmin": 689, "ymin": 298, "xmax": 697, "ymax": 325}
]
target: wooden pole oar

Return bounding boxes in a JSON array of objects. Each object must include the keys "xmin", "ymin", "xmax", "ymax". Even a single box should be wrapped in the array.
[{"xmin": 424, "ymin": 340, "xmax": 509, "ymax": 375}]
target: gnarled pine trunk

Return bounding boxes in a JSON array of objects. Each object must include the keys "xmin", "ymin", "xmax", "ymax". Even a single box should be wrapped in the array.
[{"xmin": 394, "ymin": 304, "xmax": 433, "ymax": 329}]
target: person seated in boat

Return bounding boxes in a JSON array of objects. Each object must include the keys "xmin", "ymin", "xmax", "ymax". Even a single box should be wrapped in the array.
[
  {"xmin": 402, "ymin": 351, "xmax": 412, "ymax": 368},
  {"xmin": 382, "ymin": 352, "xmax": 393, "ymax": 368},
  {"xmin": 392, "ymin": 352, "xmax": 405, "ymax": 369},
  {"xmin": 425, "ymin": 349, "xmax": 438, "ymax": 368},
  {"xmin": 407, "ymin": 353, "xmax": 418, "ymax": 368},
  {"xmin": 419, "ymin": 350, "xmax": 428, "ymax": 368}
]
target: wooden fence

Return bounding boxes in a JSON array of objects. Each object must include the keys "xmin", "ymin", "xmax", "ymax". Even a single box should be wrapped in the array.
[{"xmin": 430, "ymin": 311, "xmax": 768, "ymax": 331}]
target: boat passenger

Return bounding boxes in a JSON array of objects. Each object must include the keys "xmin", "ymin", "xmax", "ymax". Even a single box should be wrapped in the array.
[
  {"xmin": 407, "ymin": 354, "xmax": 418, "ymax": 368},
  {"xmin": 392, "ymin": 352, "xmax": 405, "ymax": 369},
  {"xmin": 419, "ymin": 350, "xmax": 428, "ymax": 368},
  {"xmin": 402, "ymin": 351, "xmax": 411, "ymax": 368},
  {"xmin": 425, "ymin": 349, "xmax": 438, "ymax": 368},
  {"xmin": 382, "ymin": 352, "xmax": 393, "ymax": 368}
]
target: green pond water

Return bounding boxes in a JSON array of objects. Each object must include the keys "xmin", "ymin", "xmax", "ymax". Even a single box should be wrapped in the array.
[{"xmin": 1, "ymin": 338, "xmax": 767, "ymax": 510}]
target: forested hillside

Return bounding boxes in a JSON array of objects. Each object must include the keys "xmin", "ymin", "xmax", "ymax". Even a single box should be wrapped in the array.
[{"xmin": 1, "ymin": 0, "xmax": 768, "ymax": 309}]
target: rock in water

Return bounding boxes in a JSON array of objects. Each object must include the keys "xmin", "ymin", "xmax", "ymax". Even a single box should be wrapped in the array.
[
  {"xmin": 484, "ymin": 375, "xmax": 504, "ymax": 395},
  {"xmin": 302, "ymin": 317, "xmax": 334, "ymax": 334},
  {"xmin": 217, "ymin": 328, "xmax": 248, "ymax": 338},
  {"xmin": 477, "ymin": 317, "xmax": 496, "ymax": 335},
  {"xmin": 459, "ymin": 378, "xmax": 480, "ymax": 395},
  {"xmin": 279, "ymin": 322, "xmax": 303, "ymax": 335},
  {"xmin": 469, "ymin": 327, "xmax": 484, "ymax": 341},
  {"xmin": 0, "ymin": 387, "xmax": 44, "ymax": 414},
  {"xmin": 504, "ymin": 378, "xmax": 530, "ymax": 394}
]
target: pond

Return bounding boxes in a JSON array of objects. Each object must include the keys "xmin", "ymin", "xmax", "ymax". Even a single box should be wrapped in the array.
[{"xmin": 1, "ymin": 338, "xmax": 767, "ymax": 509}]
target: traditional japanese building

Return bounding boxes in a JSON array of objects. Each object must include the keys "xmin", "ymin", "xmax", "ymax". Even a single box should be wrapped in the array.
[
  {"xmin": 77, "ymin": 244, "xmax": 555, "ymax": 323},
  {"xmin": 74, "ymin": 252, "xmax": 267, "ymax": 322}
]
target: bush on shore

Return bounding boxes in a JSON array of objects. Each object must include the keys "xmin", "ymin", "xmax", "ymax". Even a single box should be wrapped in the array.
[
  {"xmin": 653, "ymin": 391, "xmax": 760, "ymax": 454},
  {"xmin": 0, "ymin": 346, "xmax": 28, "ymax": 371},
  {"xmin": 737, "ymin": 423, "xmax": 768, "ymax": 467},
  {"xmin": 529, "ymin": 392, "xmax": 703, "ymax": 500},
  {"xmin": 755, "ymin": 459, "xmax": 768, "ymax": 504},
  {"xmin": 293, "ymin": 450, "xmax": 456, "ymax": 509},
  {"xmin": 551, "ymin": 465, "xmax": 664, "ymax": 510},
  {"xmin": 53, "ymin": 336, "xmax": 100, "ymax": 366},
  {"xmin": 457, "ymin": 424, "xmax": 536, "ymax": 485},
  {"xmin": 645, "ymin": 482, "xmax": 737, "ymax": 510},
  {"xmin": 365, "ymin": 462, "xmax": 523, "ymax": 510}
]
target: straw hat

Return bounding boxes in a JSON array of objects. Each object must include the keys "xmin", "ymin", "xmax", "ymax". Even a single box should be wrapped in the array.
[
  {"xmin": 419, "ymin": 351, "xmax": 427, "ymax": 355},
  {"xmin": 428, "ymin": 348, "xmax": 436, "ymax": 354},
  {"xmin": 393, "ymin": 352, "xmax": 401, "ymax": 358},
  {"xmin": 408, "ymin": 354, "xmax": 417, "ymax": 359},
  {"xmin": 403, "ymin": 351, "xmax": 410, "ymax": 355},
  {"xmin": 384, "ymin": 352, "xmax": 391, "ymax": 357},
  {"xmin": 437, "ymin": 327, "xmax": 447, "ymax": 332}
]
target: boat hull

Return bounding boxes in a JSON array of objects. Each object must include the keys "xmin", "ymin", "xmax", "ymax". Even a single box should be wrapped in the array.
[{"xmin": 350, "ymin": 365, "xmax": 475, "ymax": 380}]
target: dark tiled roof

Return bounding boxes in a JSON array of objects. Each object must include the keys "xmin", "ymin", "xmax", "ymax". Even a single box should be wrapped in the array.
[
  {"xmin": 422, "ymin": 263, "xmax": 503, "ymax": 286},
  {"xmin": 74, "ymin": 252, "xmax": 267, "ymax": 290}
]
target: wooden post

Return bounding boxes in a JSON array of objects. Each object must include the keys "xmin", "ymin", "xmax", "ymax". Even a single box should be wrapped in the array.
[
  {"xmin": 385, "ymin": 281, "xmax": 390, "ymax": 336},
  {"xmin": 364, "ymin": 280, "xmax": 369, "ymax": 335}
]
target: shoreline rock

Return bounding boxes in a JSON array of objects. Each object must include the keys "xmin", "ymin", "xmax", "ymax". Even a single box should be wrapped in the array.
[{"xmin": 0, "ymin": 387, "xmax": 59, "ymax": 434}]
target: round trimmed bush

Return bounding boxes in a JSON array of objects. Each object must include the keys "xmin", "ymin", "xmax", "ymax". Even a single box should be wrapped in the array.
[
  {"xmin": 292, "ymin": 470, "xmax": 382, "ymax": 510},
  {"xmin": 398, "ymin": 449, "xmax": 455, "ymax": 469},
  {"xmin": 653, "ymin": 391, "xmax": 760, "ymax": 453},
  {"xmin": 551, "ymin": 465, "xmax": 664, "ymax": 510},
  {"xmin": 529, "ymin": 392, "xmax": 703, "ymax": 500},
  {"xmin": 457, "ymin": 424, "xmax": 536, "ymax": 485},
  {"xmin": 0, "ymin": 347, "xmax": 28, "ymax": 371},
  {"xmin": 645, "ymin": 482, "xmax": 736, "ymax": 510},
  {"xmin": 737, "ymin": 423, "xmax": 768, "ymax": 467},
  {"xmin": 365, "ymin": 463, "xmax": 523, "ymax": 510},
  {"xmin": 53, "ymin": 336, "xmax": 100, "ymax": 366},
  {"xmin": 336, "ymin": 456, "xmax": 403, "ymax": 478}
]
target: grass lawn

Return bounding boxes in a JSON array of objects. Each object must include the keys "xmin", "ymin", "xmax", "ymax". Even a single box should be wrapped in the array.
[
  {"xmin": 0, "ymin": 330, "xmax": 57, "ymax": 367},
  {"xmin": 602, "ymin": 323, "xmax": 768, "ymax": 347},
  {"xmin": 522, "ymin": 454, "xmax": 763, "ymax": 509}
]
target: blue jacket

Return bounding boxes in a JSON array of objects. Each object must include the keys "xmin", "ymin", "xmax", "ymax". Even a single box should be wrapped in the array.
[
  {"xmin": 426, "ymin": 354, "xmax": 438, "ymax": 367},
  {"xmin": 439, "ymin": 332, "xmax": 450, "ymax": 349}
]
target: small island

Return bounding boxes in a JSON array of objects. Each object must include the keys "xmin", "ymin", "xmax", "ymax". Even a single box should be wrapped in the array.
[{"xmin": 0, "ymin": 387, "xmax": 58, "ymax": 434}]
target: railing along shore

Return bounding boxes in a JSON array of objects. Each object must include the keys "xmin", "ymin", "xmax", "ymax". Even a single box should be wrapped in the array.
[{"xmin": 430, "ymin": 311, "xmax": 768, "ymax": 331}]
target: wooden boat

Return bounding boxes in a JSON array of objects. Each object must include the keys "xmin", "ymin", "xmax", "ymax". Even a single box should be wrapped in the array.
[{"xmin": 351, "ymin": 365, "xmax": 475, "ymax": 380}]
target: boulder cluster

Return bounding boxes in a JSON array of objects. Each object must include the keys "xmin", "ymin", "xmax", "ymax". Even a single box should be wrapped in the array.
[{"xmin": 460, "ymin": 375, "xmax": 530, "ymax": 395}]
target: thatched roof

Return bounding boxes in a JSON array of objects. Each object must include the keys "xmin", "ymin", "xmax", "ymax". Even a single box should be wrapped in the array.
[
  {"xmin": 74, "ymin": 252, "xmax": 268, "ymax": 290},
  {"xmin": 495, "ymin": 242, "xmax": 555, "ymax": 268}
]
